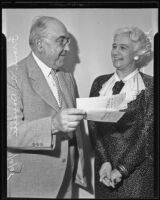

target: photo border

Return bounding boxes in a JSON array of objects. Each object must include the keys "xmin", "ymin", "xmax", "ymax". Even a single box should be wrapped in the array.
[{"xmin": 1, "ymin": 1, "xmax": 159, "ymax": 199}]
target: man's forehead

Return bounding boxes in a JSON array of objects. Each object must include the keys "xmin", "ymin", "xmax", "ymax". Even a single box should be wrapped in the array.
[{"xmin": 46, "ymin": 21, "xmax": 68, "ymax": 37}]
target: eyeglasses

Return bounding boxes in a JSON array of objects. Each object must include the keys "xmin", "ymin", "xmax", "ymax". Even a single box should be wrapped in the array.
[
  {"xmin": 56, "ymin": 36, "xmax": 70, "ymax": 47},
  {"xmin": 42, "ymin": 35, "xmax": 70, "ymax": 47}
]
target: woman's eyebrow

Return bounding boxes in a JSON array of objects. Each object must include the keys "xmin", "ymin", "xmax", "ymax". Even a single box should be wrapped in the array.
[{"xmin": 112, "ymin": 43, "xmax": 129, "ymax": 48}]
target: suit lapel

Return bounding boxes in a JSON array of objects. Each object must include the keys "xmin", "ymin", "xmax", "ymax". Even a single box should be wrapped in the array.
[{"xmin": 27, "ymin": 53, "xmax": 60, "ymax": 112}]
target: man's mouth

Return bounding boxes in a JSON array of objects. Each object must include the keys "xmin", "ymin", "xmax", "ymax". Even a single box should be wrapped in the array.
[{"xmin": 60, "ymin": 53, "xmax": 66, "ymax": 56}]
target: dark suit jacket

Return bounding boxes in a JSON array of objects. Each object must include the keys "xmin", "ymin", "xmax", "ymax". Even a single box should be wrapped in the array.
[{"xmin": 7, "ymin": 53, "xmax": 86, "ymax": 198}]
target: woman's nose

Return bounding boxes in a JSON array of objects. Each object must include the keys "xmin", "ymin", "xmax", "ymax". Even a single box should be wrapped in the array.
[{"xmin": 112, "ymin": 47, "xmax": 120, "ymax": 55}]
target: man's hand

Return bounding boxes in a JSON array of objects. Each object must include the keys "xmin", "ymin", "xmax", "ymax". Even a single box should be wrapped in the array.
[
  {"xmin": 99, "ymin": 162, "xmax": 114, "ymax": 188},
  {"xmin": 52, "ymin": 108, "xmax": 86, "ymax": 132}
]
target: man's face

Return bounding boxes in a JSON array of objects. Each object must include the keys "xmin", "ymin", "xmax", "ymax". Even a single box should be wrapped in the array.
[
  {"xmin": 111, "ymin": 33, "xmax": 136, "ymax": 71},
  {"xmin": 40, "ymin": 22, "xmax": 70, "ymax": 69}
]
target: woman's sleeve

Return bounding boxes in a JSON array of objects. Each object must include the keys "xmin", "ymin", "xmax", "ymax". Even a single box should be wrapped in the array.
[{"xmin": 117, "ymin": 83, "xmax": 154, "ymax": 177}]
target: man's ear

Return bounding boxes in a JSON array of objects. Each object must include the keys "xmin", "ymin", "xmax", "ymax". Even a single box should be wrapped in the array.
[{"xmin": 36, "ymin": 39, "xmax": 43, "ymax": 52}]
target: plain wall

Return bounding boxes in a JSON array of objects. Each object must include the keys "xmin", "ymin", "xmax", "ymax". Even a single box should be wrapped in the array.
[{"xmin": 3, "ymin": 8, "xmax": 158, "ymax": 198}]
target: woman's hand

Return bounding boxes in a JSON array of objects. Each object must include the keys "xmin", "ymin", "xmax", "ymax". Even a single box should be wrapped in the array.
[
  {"xmin": 110, "ymin": 169, "xmax": 122, "ymax": 186},
  {"xmin": 99, "ymin": 162, "xmax": 115, "ymax": 188}
]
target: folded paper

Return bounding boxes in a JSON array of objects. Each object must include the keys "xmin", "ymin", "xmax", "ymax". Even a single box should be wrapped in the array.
[{"xmin": 76, "ymin": 93, "xmax": 127, "ymax": 122}]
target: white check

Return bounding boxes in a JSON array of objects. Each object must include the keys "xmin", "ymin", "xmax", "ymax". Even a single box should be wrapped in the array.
[{"xmin": 76, "ymin": 93, "xmax": 127, "ymax": 122}]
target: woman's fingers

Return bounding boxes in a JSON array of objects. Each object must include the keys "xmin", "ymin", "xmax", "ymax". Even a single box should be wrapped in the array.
[
  {"xmin": 102, "ymin": 177, "xmax": 111, "ymax": 187},
  {"xmin": 100, "ymin": 176, "xmax": 115, "ymax": 188},
  {"xmin": 99, "ymin": 173, "xmax": 107, "ymax": 182}
]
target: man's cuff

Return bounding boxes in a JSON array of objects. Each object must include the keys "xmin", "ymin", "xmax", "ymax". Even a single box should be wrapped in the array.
[
  {"xmin": 51, "ymin": 117, "xmax": 58, "ymax": 149},
  {"xmin": 51, "ymin": 117, "xmax": 59, "ymax": 134}
]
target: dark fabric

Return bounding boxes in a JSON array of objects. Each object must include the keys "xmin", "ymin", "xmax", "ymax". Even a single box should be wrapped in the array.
[
  {"xmin": 112, "ymin": 80, "xmax": 125, "ymax": 95},
  {"xmin": 88, "ymin": 72, "xmax": 154, "ymax": 199},
  {"xmin": 69, "ymin": 135, "xmax": 77, "ymax": 147}
]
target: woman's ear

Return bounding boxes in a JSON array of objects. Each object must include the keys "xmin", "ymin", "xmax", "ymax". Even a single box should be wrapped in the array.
[
  {"xmin": 134, "ymin": 56, "xmax": 139, "ymax": 61},
  {"xmin": 133, "ymin": 48, "xmax": 146, "ymax": 61}
]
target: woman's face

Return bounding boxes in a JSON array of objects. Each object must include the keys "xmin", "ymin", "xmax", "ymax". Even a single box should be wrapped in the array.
[{"xmin": 111, "ymin": 33, "xmax": 136, "ymax": 71}]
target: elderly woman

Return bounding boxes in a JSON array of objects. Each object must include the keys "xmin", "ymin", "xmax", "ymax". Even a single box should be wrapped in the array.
[{"xmin": 88, "ymin": 27, "xmax": 154, "ymax": 198}]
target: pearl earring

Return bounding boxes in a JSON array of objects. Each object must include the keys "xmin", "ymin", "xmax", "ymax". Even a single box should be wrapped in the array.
[{"xmin": 134, "ymin": 56, "xmax": 139, "ymax": 61}]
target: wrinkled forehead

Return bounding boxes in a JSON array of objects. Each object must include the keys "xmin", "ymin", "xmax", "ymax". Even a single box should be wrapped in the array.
[
  {"xmin": 45, "ymin": 20, "xmax": 69, "ymax": 38},
  {"xmin": 113, "ymin": 32, "xmax": 133, "ymax": 44},
  {"xmin": 113, "ymin": 32, "xmax": 141, "ymax": 52}
]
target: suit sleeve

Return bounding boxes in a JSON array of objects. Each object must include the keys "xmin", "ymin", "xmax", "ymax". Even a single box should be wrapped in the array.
[
  {"xmin": 7, "ymin": 68, "xmax": 56, "ymax": 150},
  {"xmin": 117, "ymin": 83, "xmax": 154, "ymax": 177},
  {"xmin": 68, "ymin": 73, "xmax": 79, "ymax": 99}
]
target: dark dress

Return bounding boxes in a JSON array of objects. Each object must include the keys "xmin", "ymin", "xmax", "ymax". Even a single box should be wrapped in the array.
[{"xmin": 88, "ymin": 72, "xmax": 154, "ymax": 199}]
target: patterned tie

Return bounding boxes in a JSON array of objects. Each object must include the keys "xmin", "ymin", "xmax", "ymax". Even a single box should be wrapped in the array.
[
  {"xmin": 112, "ymin": 80, "xmax": 125, "ymax": 95},
  {"xmin": 50, "ymin": 69, "xmax": 64, "ymax": 108},
  {"xmin": 51, "ymin": 69, "xmax": 74, "ymax": 140}
]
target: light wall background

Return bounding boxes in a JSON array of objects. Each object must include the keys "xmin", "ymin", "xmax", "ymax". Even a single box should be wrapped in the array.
[{"xmin": 3, "ymin": 8, "xmax": 158, "ymax": 198}]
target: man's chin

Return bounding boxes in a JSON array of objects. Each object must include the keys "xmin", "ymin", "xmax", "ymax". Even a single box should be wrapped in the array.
[
  {"xmin": 55, "ymin": 61, "xmax": 64, "ymax": 68},
  {"xmin": 54, "ymin": 57, "xmax": 66, "ymax": 68}
]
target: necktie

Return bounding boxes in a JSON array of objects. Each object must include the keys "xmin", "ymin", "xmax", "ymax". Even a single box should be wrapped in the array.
[
  {"xmin": 50, "ymin": 69, "xmax": 64, "ymax": 108},
  {"xmin": 51, "ymin": 69, "xmax": 73, "ymax": 140},
  {"xmin": 112, "ymin": 80, "xmax": 125, "ymax": 95}
]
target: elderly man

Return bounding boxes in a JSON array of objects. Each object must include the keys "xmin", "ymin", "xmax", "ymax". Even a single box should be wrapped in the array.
[{"xmin": 7, "ymin": 16, "xmax": 86, "ymax": 198}]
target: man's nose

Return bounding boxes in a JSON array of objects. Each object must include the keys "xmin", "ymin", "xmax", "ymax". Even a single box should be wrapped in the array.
[{"xmin": 64, "ymin": 43, "xmax": 70, "ymax": 51}]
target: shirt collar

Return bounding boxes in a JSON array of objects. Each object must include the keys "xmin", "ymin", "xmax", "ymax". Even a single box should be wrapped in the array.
[
  {"xmin": 32, "ymin": 51, "xmax": 51, "ymax": 77},
  {"xmin": 114, "ymin": 68, "xmax": 139, "ymax": 82}
]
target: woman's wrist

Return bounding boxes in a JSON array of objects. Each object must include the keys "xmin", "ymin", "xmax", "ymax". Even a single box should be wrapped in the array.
[{"xmin": 116, "ymin": 165, "xmax": 129, "ymax": 177}]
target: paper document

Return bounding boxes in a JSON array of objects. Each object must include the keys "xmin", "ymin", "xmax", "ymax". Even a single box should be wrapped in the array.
[{"xmin": 76, "ymin": 93, "xmax": 127, "ymax": 122}]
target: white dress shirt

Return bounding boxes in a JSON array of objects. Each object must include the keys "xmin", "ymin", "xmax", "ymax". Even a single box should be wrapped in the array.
[
  {"xmin": 32, "ymin": 52, "xmax": 61, "ymax": 106},
  {"xmin": 99, "ymin": 69, "xmax": 146, "ymax": 103}
]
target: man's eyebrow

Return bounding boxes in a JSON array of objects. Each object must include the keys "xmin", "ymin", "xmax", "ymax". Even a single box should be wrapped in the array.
[
  {"xmin": 58, "ymin": 35, "xmax": 69, "ymax": 39},
  {"xmin": 59, "ymin": 36, "xmax": 66, "ymax": 38}
]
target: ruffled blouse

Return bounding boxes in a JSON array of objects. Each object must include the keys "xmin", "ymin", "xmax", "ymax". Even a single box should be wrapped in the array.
[{"xmin": 99, "ymin": 69, "xmax": 145, "ymax": 103}]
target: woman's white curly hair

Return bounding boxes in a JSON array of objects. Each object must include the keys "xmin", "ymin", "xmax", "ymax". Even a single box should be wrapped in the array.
[{"xmin": 113, "ymin": 27, "xmax": 153, "ymax": 68}]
